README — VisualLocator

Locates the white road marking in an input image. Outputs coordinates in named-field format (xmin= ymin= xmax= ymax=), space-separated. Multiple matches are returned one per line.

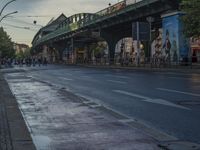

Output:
xmin=157 ymin=88 xmax=200 ymax=97
xmin=107 ymin=80 xmax=127 ymax=84
xmin=59 ymin=77 xmax=73 ymax=81
xmin=156 ymin=72 xmax=188 ymax=76
xmin=118 ymin=119 xmax=134 ymax=123
xmin=82 ymin=76 xmax=91 ymax=78
xmin=64 ymin=73 xmax=72 ymax=76
xmin=113 ymin=90 xmax=150 ymax=99
xmin=113 ymin=90 xmax=190 ymax=110
xmin=143 ymin=99 xmax=189 ymax=110
xmin=105 ymin=74 xmax=130 ymax=79
xmin=167 ymin=77 xmax=189 ymax=80
xmin=73 ymin=70 xmax=82 ymax=73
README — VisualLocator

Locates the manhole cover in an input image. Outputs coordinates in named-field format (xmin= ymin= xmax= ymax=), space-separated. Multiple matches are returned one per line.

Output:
xmin=178 ymin=101 xmax=200 ymax=105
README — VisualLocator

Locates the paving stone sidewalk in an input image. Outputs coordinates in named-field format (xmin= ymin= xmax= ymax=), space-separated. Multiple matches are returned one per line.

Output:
xmin=0 ymin=73 xmax=36 ymax=150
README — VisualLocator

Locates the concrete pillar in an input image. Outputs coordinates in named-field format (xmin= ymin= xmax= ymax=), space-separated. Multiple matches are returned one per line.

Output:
xmin=53 ymin=41 xmax=67 ymax=62
xmin=162 ymin=12 xmax=189 ymax=63
xmin=100 ymin=31 xmax=116 ymax=65
xmin=71 ymin=38 xmax=76 ymax=64
xmin=100 ymin=29 xmax=131 ymax=65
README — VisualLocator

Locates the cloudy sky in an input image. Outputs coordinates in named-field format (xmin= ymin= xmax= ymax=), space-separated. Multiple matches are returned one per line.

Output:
xmin=0 ymin=0 xmax=120 ymax=46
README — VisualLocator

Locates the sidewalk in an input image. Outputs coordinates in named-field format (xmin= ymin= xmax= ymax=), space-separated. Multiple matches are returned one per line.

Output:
xmin=0 ymin=73 xmax=36 ymax=150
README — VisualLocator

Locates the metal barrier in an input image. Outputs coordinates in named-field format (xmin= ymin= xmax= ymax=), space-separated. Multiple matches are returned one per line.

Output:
xmin=63 ymin=56 xmax=200 ymax=69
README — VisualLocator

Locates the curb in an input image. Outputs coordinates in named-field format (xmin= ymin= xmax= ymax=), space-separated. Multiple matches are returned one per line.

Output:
xmin=0 ymin=73 xmax=36 ymax=150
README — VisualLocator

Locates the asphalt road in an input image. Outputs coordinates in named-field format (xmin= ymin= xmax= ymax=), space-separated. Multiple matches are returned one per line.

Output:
xmin=5 ymin=65 xmax=200 ymax=144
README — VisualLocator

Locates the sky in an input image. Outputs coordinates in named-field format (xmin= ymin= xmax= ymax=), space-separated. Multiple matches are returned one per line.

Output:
xmin=0 ymin=0 xmax=121 ymax=46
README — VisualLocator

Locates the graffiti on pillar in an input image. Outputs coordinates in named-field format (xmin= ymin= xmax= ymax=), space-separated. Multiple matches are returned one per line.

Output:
xmin=151 ymin=29 xmax=162 ymax=59
xmin=162 ymin=14 xmax=179 ymax=62
xmin=162 ymin=12 xmax=189 ymax=63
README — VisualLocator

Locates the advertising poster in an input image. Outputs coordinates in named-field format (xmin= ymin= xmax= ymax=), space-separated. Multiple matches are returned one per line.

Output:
xmin=162 ymin=12 xmax=189 ymax=62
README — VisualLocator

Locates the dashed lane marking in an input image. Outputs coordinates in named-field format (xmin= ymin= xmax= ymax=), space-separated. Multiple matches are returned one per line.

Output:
xmin=113 ymin=90 xmax=190 ymax=110
xmin=157 ymin=88 xmax=200 ymax=97
xmin=59 ymin=77 xmax=73 ymax=81
xmin=105 ymin=74 xmax=130 ymax=79
xmin=107 ymin=80 xmax=127 ymax=84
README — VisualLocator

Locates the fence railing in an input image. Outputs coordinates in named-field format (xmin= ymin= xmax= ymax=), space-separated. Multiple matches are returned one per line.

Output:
xmin=63 ymin=56 xmax=200 ymax=69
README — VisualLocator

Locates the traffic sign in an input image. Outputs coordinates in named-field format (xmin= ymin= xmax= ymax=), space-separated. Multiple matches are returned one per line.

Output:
xmin=132 ymin=22 xmax=150 ymax=41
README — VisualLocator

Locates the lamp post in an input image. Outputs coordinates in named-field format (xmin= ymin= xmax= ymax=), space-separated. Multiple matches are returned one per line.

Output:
xmin=0 ymin=11 xmax=18 ymax=22
xmin=0 ymin=51 xmax=2 ymax=68
xmin=0 ymin=0 xmax=16 ymax=16
xmin=0 ymin=0 xmax=17 ymax=22
xmin=146 ymin=16 xmax=154 ymax=60
xmin=146 ymin=16 xmax=154 ymax=43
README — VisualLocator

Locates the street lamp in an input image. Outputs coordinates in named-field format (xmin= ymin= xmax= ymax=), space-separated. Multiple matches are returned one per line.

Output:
xmin=0 ymin=0 xmax=16 ymax=16
xmin=0 ymin=11 xmax=18 ymax=22
xmin=146 ymin=16 xmax=154 ymax=43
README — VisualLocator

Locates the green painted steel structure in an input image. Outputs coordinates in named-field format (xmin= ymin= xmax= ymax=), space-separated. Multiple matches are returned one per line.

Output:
xmin=32 ymin=0 xmax=180 ymax=48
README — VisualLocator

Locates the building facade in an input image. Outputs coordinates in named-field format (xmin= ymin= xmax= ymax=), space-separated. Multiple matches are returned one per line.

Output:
xmin=13 ymin=43 xmax=29 ymax=55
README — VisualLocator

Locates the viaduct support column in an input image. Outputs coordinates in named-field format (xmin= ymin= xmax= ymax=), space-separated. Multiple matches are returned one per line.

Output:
xmin=162 ymin=12 xmax=189 ymax=63
xmin=52 ymin=41 xmax=67 ymax=62
xmin=100 ymin=28 xmax=131 ymax=65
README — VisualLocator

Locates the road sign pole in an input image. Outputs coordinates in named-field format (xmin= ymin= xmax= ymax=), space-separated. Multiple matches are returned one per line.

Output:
xmin=136 ymin=22 xmax=140 ymax=66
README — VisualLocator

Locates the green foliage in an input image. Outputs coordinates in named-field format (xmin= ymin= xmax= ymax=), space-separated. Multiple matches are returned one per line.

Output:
xmin=93 ymin=43 xmax=107 ymax=58
xmin=15 ymin=48 xmax=31 ymax=59
xmin=0 ymin=27 xmax=15 ymax=58
xmin=23 ymin=48 xmax=31 ymax=57
xmin=180 ymin=0 xmax=200 ymax=37
xmin=15 ymin=50 xmax=24 ymax=59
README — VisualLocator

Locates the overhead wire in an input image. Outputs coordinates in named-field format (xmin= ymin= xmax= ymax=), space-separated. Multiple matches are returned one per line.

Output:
xmin=3 ymin=16 xmax=43 ymax=27
xmin=1 ymin=22 xmax=38 ymax=31
xmin=13 ymin=15 xmax=56 ymax=18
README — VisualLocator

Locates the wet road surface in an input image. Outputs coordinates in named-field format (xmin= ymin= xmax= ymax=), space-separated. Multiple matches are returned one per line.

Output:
xmin=3 ymin=65 xmax=200 ymax=148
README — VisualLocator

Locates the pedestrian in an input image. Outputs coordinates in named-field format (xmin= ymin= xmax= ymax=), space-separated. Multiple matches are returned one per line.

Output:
xmin=38 ymin=58 xmax=41 ymax=67
xmin=33 ymin=57 xmax=36 ymax=67
xmin=43 ymin=57 xmax=47 ymax=66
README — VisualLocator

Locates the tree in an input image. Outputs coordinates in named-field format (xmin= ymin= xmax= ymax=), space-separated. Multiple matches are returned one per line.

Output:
xmin=93 ymin=42 xmax=107 ymax=58
xmin=180 ymin=0 xmax=200 ymax=38
xmin=0 ymin=27 xmax=15 ymax=58
xmin=15 ymin=48 xmax=31 ymax=59
xmin=23 ymin=48 xmax=31 ymax=58
xmin=15 ymin=50 xmax=24 ymax=59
